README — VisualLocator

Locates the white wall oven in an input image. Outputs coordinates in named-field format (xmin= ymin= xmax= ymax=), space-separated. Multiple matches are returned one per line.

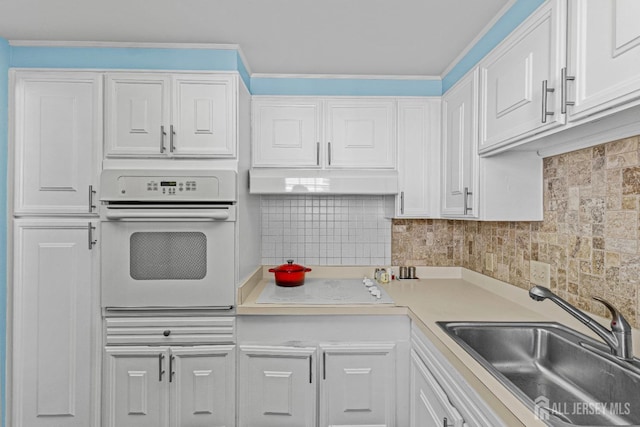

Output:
xmin=100 ymin=169 xmax=237 ymax=309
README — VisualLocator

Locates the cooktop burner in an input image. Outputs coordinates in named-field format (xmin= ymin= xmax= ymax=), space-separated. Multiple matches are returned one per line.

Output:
xmin=256 ymin=278 xmax=394 ymax=305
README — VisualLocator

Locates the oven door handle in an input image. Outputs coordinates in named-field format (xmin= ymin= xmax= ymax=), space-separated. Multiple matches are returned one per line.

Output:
xmin=105 ymin=210 xmax=230 ymax=220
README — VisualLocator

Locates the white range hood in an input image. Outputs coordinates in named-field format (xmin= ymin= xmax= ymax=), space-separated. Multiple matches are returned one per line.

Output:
xmin=249 ymin=169 xmax=399 ymax=195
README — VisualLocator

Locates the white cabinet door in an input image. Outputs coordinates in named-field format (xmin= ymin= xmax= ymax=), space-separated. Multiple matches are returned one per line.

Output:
xmin=441 ymin=70 xmax=478 ymax=218
xmin=252 ymin=97 xmax=322 ymax=167
xmin=14 ymin=72 xmax=102 ymax=215
xmin=568 ymin=0 xmax=640 ymax=121
xmin=13 ymin=220 xmax=99 ymax=427
xmin=172 ymin=75 xmax=236 ymax=157
xmin=326 ymin=99 xmax=396 ymax=168
xmin=239 ymin=345 xmax=316 ymax=427
xmin=410 ymin=350 xmax=466 ymax=427
xmin=171 ymin=345 xmax=236 ymax=427
xmin=105 ymin=73 xmax=236 ymax=158
xmin=479 ymin=0 xmax=565 ymax=152
xmin=320 ymin=342 xmax=396 ymax=427
xmin=396 ymin=98 xmax=441 ymax=218
xmin=105 ymin=73 xmax=171 ymax=157
xmin=103 ymin=346 xmax=170 ymax=427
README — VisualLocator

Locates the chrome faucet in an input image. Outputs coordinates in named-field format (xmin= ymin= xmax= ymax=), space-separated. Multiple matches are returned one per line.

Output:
xmin=529 ymin=286 xmax=634 ymax=361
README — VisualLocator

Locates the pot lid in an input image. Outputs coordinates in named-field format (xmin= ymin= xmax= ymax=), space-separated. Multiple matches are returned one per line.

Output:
xmin=271 ymin=259 xmax=308 ymax=273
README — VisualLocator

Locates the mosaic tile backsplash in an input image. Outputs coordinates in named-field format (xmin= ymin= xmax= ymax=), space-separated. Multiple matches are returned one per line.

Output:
xmin=261 ymin=195 xmax=391 ymax=266
xmin=393 ymin=135 xmax=640 ymax=328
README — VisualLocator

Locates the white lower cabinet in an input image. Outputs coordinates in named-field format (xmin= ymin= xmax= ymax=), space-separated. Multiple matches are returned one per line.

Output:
xmin=320 ymin=343 xmax=396 ymax=427
xmin=239 ymin=342 xmax=396 ymax=427
xmin=239 ymin=345 xmax=316 ymax=427
xmin=12 ymin=219 xmax=100 ymax=427
xmin=103 ymin=345 xmax=235 ymax=427
xmin=410 ymin=326 xmax=506 ymax=427
xmin=238 ymin=315 xmax=410 ymax=427
xmin=411 ymin=349 xmax=466 ymax=427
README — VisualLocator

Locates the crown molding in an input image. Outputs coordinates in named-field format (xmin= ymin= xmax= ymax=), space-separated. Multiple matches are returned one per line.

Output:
xmin=8 ymin=40 xmax=241 ymax=50
xmin=440 ymin=0 xmax=517 ymax=79
xmin=251 ymin=73 xmax=440 ymax=81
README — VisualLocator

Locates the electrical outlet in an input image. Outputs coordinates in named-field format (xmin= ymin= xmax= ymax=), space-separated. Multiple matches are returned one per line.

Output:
xmin=530 ymin=260 xmax=550 ymax=287
xmin=485 ymin=253 xmax=494 ymax=272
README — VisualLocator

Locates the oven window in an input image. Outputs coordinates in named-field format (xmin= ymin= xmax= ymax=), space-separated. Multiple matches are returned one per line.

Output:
xmin=130 ymin=232 xmax=207 ymax=280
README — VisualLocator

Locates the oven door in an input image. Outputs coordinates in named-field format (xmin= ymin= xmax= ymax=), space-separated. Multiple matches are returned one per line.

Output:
xmin=101 ymin=206 xmax=235 ymax=308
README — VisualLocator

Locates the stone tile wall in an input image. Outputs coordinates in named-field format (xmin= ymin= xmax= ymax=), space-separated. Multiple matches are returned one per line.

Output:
xmin=392 ymin=135 xmax=640 ymax=328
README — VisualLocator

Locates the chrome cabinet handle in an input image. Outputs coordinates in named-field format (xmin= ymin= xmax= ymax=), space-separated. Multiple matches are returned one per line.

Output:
xmin=169 ymin=355 xmax=175 ymax=383
xmin=443 ymin=417 xmax=452 ymax=427
xmin=88 ymin=185 xmax=97 ymax=212
xmin=322 ymin=352 xmax=326 ymax=380
xmin=561 ymin=67 xmax=575 ymax=114
xmin=541 ymin=80 xmax=555 ymax=123
xmin=309 ymin=355 xmax=313 ymax=384
xmin=463 ymin=187 xmax=473 ymax=215
xmin=170 ymin=125 xmax=176 ymax=152
xmin=400 ymin=191 xmax=405 ymax=215
xmin=316 ymin=142 xmax=320 ymax=166
xmin=159 ymin=353 xmax=165 ymax=382
xmin=328 ymin=142 xmax=332 ymax=166
xmin=160 ymin=125 xmax=167 ymax=153
xmin=87 ymin=222 xmax=97 ymax=250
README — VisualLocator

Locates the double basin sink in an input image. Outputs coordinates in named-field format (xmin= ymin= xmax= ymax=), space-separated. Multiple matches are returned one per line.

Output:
xmin=439 ymin=322 xmax=640 ymax=426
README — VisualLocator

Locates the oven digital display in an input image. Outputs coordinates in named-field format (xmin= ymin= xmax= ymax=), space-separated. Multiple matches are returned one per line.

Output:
xmin=160 ymin=181 xmax=177 ymax=187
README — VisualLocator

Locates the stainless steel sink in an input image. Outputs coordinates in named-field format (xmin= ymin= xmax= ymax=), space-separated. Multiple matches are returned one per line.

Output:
xmin=438 ymin=322 xmax=640 ymax=426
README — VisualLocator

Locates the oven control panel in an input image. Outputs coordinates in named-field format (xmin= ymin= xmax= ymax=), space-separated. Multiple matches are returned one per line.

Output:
xmin=120 ymin=176 xmax=213 ymax=198
xmin=145 ymin=179 xmax=198 ymax=195
xmin=100 ymin=170 xmax=237 ymax=202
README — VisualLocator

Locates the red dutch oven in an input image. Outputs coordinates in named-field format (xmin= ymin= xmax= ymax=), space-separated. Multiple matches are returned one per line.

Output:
xmin=269 ymin=260 xmax=312 ymax=287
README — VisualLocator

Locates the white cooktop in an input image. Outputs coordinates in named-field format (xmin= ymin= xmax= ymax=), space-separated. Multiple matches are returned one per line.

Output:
xmin=256 ymin=278 xmax=394 ymax=305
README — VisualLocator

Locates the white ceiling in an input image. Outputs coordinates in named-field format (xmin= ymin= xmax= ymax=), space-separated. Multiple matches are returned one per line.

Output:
xmin=0 ymin=0 xmax=510 ymax=76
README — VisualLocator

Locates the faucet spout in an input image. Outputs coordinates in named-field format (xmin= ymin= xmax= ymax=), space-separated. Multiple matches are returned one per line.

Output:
xmin=529 ymin=286 xmax=633 ymax=361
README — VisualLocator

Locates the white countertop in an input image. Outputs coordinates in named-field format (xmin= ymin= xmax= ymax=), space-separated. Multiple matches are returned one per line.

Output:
xmin=236 ymin=266 xmax=640 ymax=427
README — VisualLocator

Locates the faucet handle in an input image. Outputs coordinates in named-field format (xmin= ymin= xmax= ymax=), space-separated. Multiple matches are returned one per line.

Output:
xmin=592 ymin=296 xmax=632 ymax=333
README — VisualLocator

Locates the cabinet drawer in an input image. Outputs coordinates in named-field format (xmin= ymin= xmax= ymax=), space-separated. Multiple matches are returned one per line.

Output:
xmin=106 ymin=317 xmax=235 ymax=345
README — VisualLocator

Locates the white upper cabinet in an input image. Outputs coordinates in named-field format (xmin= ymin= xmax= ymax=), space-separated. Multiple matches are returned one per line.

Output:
xmin=396 ymin=98 xmax=441 ymax=218
xmin=441 ymin=69 xmax=543 ymax=221
xmin=172 ymin=75 xmax=237 ymax=157
xmin=325 ymin=99 xmax=395 ymax=168
xmin=252 ymin=96 xmax=396 ymax=169
xmin=251 ymin=98 xmax=322 ymax=167
xmin=472 ymin=0 xmax=640 ymax=156
xmin=479 ymin=0 xmax=566 ymax=153
xmin=442 ymin=70 xmax=478 ymax=218
xmin=13 ymin=71 xmax=102 ymax=215
xmin=105 ymin=72 xmax=237 ymax=158
xmin=566 ymin=0 xmax=640 ymax=121
xmin=105 ymin=74 xmax=170 ymax=157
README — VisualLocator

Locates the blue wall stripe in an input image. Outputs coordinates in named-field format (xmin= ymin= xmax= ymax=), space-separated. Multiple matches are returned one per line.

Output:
xmin=442 ymin=0 xmax=545 ymax=93
xmin=250 ymin=77 xmax=442 ymax=97
xmin=236 ymin=52 xmax=251 ymax=91
xmin=0 ymin=37 xmax=8 ymax=427
xmin=9 ymin=46 xmax=239 ymax=71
